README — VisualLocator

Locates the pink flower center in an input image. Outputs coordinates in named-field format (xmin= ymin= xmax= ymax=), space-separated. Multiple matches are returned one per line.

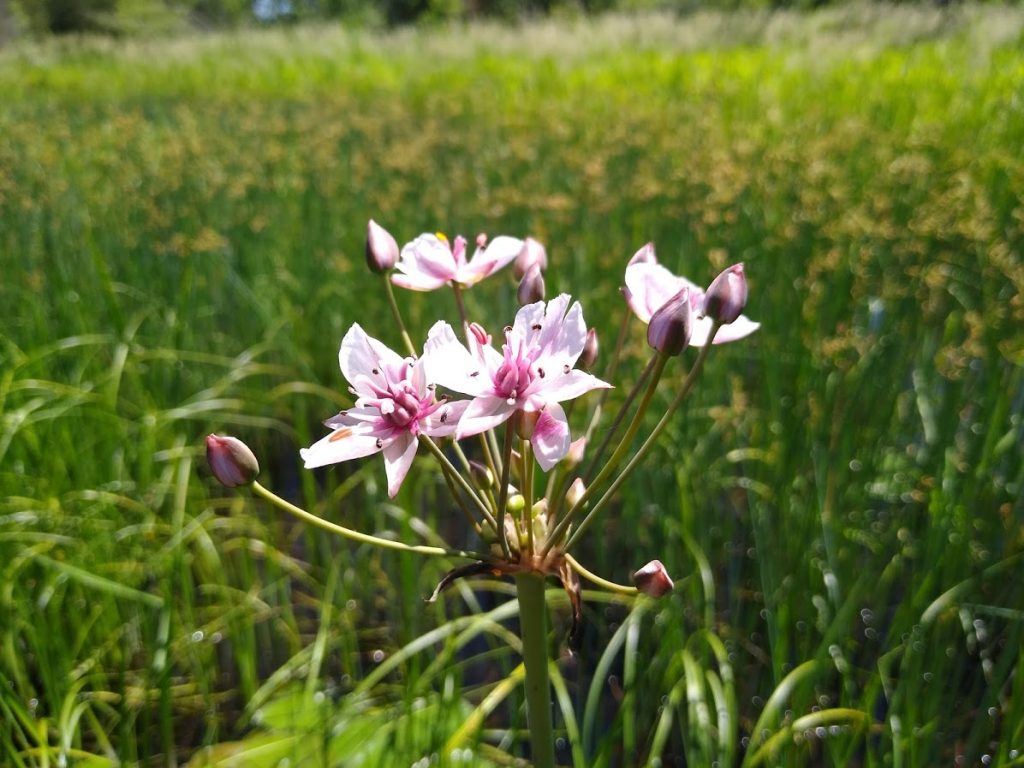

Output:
xmin=387 ymin=385 xmax=423 ymax=428
xmin=493 ymin=335 xmax=539 ymax=402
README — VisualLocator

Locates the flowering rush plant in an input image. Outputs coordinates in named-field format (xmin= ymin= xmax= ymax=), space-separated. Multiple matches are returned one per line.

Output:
xmin=206 ymin=220 xmax=758 ymax=767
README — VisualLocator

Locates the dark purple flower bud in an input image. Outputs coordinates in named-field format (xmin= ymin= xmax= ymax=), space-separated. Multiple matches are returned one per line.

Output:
xmin=514 ymin=237 xmax=548 ymax=280
xmin=646 ymin=287 xmax=691 ymax=356
xmin=633 ymin=560 xmax=674 ymax=598
xmin=517 ymin=264 xmax=545 ymax=306
xmin=366 ymin=219 xmax=399 ymax=274
xmin=580 ymin=327 xmax=599 ymax=370
xmin=206 ymin=434 xmax=260 ymax=488
xmin=702 ymin=263 xmax=748 ymax=324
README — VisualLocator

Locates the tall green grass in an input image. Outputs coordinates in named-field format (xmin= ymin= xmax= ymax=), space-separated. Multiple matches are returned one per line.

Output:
xmin=1 ymin=6 xmax=1022 ymax=766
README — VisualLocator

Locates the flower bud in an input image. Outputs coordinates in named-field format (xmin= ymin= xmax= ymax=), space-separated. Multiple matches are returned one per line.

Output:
xmin=563 ymin=437 xmax=586 ymax=469
xmin=206 ymin=434 xmax=259 ymax=488
xmin=517 ymin=264 xmax=545 ymax=306
xmin=514 ymin=237 xmax=548 ymax=280
xmin=366 ymin=219 xmax=399 ymax=274
xmin=565 ymin=477 xmax=586 ymax=508
xmin=632 ymin=560 xmax=674 ymax=598
xmin=702 ymin=263 xmax=748 ymax=324
xmin=628 ymin=242 xmax=657 ymax=266
xmin=646 ymin=287 xmax=691 ymax=356
xmin=517 ymin=411 xmax=539 ymax=440
xmin=470 ymin=460 xmax=494 ymax=489
xmin=507 ymin=494 xmax=526 ymax=514
xmin=579 ymin=328 xmax=599 ymax=371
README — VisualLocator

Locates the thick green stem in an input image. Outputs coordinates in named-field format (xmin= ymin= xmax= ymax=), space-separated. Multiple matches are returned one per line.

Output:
xmin=515 ymin=572 xmax=556 ymax=768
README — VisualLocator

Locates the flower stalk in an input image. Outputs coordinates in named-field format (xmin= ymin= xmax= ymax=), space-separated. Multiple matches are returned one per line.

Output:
xmin=514 ymin=572 xmax=556 ymax=768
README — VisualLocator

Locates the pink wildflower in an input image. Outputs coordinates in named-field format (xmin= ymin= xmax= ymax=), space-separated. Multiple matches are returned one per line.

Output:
xmin=423 ymin=294 xmax=610 ymax=471
xmin=624 ymin=245 xmax=759 ymax=346
xmin=301 ymin=324 xmax=468 ymax=497
xmin=391 ymin=232 xmax=524 ymax=291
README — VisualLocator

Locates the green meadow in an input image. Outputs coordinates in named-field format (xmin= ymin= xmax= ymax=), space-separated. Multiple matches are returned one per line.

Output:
xmin=1 ymin=6 xmax=1023 ymax=765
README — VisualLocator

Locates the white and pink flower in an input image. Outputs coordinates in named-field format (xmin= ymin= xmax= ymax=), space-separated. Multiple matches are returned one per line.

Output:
xmin=624 ymin=244 xmax=759 ymax=346
xmin=301 ymin=324 xmax=468 ymax=497
xmin=391 ymin=232 xmax=525 ymax=291
xmin=423 ymin=294 xmax=610 ymax=471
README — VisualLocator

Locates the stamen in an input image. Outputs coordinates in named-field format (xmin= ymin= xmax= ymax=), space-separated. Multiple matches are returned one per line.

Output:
xmin=375 ymin=438 xmax=384 ymax=449
xmin=440 ymin=410 xmax=449 ymax=423
xmin=563 ymin=364 xmax=571 ymax=374
xmin=532 ymin=323 xmax=542 ymax=331
xmin=538 ymin=368 xmax=546 ymax=378
xmin=470 ymin=371 xmax=480 ymax=377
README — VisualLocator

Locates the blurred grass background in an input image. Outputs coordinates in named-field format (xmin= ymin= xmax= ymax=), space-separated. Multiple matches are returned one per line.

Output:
xmin=1 ymin=6 xmax=1023 ymax=766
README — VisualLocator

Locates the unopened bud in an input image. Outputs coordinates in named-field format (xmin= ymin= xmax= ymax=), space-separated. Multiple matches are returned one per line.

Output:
xmin=517 ymin=411 xmax=539 ymax=440
xmin=206 ymin=434 xmax=259 ymax=488
xmin=565 ymin=477 xmax=586 ymax=508
xmin=366 ymin=219 xmax=399 ymax=274
xmin=632 ymin=560 xmax=674 ymax=598
xmin=470 ymin=460 xmax=494 ymax=489
xmin=507 ymin=494 xmax=526 ymax=514
xmin=647 ymin=287 xmax=691 ymax=356
xmin=517 ymin=264 xmax=545 ymax=306
xmin=702 ymin=263 xmax=748 ymax=324
xmin=628 ymin=242 xmax=657 ymax=266
xmin=580 ymin=328 xmax=598 ymax=370
xmin=564 ymin=437 xmax=586 ymax=469
xmin=514 ymin=237 xmax=548 ymax=280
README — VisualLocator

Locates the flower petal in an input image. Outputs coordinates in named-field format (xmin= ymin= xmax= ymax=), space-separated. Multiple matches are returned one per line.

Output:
xmin=301 ymin=424 xmax=383 ymax=469
xmin=423 ymin=321 xmax=492 ymax=396
xmin=401 ymin=234 xmax=458 ymax=280
xmin=624 ymin=262 xmax=695 ymax=324
xmin=538 ymin=295 xmax=587 ymax=369
xmin=421 ymin=399 xmax=470 ymax=438
xmin=532 ymin=402 xmax=571 ymax=471
xmin=391 ymin=270 xmax=450 ymax=292
xmin=456 ymin=396 xmax=516 ymax=439
xmin=526 ymin=369 xmax=611 ymax=406
xmin=689 ymin=314 xmax=761 ymax=347
xmin=382 ymin=432 xmax=418 ymax=498
xmin=458 ymin=235 xmax=524 ymax=285
xmin=339 ymin=324 xmax=406 ymax=392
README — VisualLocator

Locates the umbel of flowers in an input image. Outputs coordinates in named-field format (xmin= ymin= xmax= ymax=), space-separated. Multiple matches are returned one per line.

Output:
xmin=206 ymin=221 xmax=758 ymax=768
